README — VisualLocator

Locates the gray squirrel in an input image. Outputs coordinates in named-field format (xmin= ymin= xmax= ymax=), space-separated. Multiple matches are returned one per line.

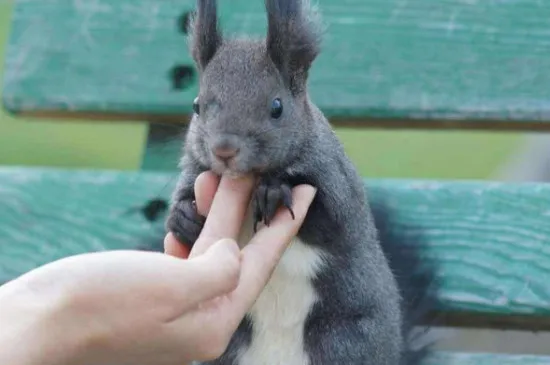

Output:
xmin=165 ymin=0 xmax=439 ymax=363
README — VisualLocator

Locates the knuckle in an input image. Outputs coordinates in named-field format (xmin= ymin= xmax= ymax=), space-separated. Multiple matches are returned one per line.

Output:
xmin=216 ymin=239 xmax=240 ymax=270
xmin=219 ymin=255 xmax=240 ymax=291
xmin=225 ymin=251 xmax=241 ymax=278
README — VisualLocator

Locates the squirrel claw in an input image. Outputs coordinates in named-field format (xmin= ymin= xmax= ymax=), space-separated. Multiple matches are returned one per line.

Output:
xmin=280 ymin=184 xmax=295 ymax=220
xmin=253 ymin=177 xmax=294 ymax=232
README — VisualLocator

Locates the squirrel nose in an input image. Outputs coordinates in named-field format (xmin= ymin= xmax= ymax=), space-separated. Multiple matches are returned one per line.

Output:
xmin=211 ymin=135 xmax=241 ymax=164
xmin=212 ymin=145 xmax=240 ymax=163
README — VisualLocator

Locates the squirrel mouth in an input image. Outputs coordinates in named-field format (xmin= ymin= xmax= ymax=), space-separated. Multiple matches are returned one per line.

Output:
xmin=211 ymin=161 xmax=268 ymax=179
xmin=220 ymin=169 xmax=247 ymax=179
xmin=210 ymin=160 xmax=248 ymax=178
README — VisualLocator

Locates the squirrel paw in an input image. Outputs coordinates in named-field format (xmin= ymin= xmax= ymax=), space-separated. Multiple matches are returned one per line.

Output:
xmin=253 ymin=177 xmax=295 ymax=232
xmin=166 ymin=198 xmax=206 ymax=247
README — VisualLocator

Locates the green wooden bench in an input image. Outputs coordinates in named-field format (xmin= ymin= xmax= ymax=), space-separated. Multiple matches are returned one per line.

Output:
xmin=3 ymin=0 xmax=550 ymax=363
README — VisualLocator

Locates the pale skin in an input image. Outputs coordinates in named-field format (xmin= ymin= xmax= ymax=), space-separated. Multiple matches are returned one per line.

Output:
xmin=0 ymin=171 xmax=316 ymax=365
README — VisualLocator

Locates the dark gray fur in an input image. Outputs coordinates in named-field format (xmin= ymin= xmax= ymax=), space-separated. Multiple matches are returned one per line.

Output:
xmin=166 ymin=0 xmax=437 ymax=364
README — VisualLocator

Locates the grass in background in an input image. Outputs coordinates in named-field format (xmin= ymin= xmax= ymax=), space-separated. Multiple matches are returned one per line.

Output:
xmin=0 ymin=2 xmax=523 ymax=178
xmin=0 ymin=2 xmax=147 ymax=170
xmin=337 ymin=128 xmax=521 ymax=180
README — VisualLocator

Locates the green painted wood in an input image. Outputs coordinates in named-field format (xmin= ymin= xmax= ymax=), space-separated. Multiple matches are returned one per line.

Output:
xmin=1 ymin=166 xmax=550 ymax=325
xmin=140 ymin=135 xmax=182 ymax=170
xmin=139 ymin=124 xmax=185 ymax=170
xmin=367 ymin=179 xmax=550 ymax=318
xmin=4 ymin=0 xmax=550 ymax=127
xmin=425 ymin=352 xmax=550 ymax=364
xmin=140 ymin=139 xmax=181 ymax=170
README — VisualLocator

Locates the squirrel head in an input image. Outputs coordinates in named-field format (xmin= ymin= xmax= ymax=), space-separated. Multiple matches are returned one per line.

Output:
xmin=184 ymin=0 xmax=323 ymax=177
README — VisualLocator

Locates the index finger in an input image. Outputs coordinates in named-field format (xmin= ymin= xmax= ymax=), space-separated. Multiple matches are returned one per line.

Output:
xmin=224 ymin=184 xmax=317 ymax=328
xmin=189 ymin=174 xmax=256 ymax=258
xmin=164 ymin=171 xmax=220 ymax=259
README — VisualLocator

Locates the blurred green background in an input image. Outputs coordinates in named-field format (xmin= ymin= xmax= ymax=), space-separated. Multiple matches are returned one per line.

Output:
xmin=0 ymin=2 xmax=524 ymax=178
xmin=0 ymin=2 xmax=147 ymax=170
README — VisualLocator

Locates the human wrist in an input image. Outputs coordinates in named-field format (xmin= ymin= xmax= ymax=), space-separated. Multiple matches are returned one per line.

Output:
xmin=0 ymin=278 xmax=86 ymax=365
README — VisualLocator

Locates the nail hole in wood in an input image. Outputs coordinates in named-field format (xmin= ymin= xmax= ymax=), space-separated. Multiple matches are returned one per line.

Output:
xmin=170 ymin=65 xmax=195 ymax=90
xmin=141 ymin=198 xmax=168 ymax=222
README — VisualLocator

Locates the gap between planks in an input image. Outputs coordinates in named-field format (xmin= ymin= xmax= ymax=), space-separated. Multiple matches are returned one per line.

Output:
xmin=9 ymin=110 xmax=550 ymax=132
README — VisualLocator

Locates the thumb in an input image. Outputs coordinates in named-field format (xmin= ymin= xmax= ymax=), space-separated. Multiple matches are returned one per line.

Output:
xmin=182 ymin=239 xmax=242 ymax=306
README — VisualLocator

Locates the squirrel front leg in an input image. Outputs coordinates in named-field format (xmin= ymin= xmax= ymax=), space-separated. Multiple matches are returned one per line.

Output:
xmin=165 ymin=153 xmax=207 ymax=248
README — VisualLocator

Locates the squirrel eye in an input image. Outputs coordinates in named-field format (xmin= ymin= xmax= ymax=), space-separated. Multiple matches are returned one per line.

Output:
xmin=270 ymin=98 xmax=283 ymax=119
xmin=192 ymin=97 xmax=200 ymax=115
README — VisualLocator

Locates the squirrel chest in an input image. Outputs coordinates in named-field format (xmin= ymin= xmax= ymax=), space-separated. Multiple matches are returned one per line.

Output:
xmin=236 ymin=213 xmax=326 ymax=365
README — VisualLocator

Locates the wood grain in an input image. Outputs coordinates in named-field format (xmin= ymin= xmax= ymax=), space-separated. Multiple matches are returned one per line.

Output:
xmin=367 ymin=179 xmax=550 ymax=319
xmin=4 ymin=0 xmax=550 ymax=128
xmin=1 ymin=166 xmax=550 ymax=330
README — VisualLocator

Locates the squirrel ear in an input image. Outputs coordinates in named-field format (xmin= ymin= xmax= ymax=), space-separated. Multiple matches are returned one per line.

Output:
xmin=265 ymin=0 xmax=322 ymax=94
xmin=188 ymin=0 xmax=222 ymax=71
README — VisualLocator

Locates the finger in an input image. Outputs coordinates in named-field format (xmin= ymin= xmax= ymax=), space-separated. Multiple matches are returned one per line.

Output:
xmin=190 ymin=174 xmax=255 ymax=258
xmin=194 ymin=171 xmax=220 ymax=217
xmin=165 ymin=172 xmax=219 ymax=255
xmin=225 ymin=184 xmax=317 ymax=327
xmin=166 ymin=238 xmax=242 ymax=317
xmin=164 ymin=232 xmax=191 ymax=259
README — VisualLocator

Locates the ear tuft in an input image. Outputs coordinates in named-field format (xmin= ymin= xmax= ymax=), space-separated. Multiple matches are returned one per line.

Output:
xmin=188 ymin=0 xmax=223 ymax=71
xmin=265 ymin=0 xmax=324 ymax=94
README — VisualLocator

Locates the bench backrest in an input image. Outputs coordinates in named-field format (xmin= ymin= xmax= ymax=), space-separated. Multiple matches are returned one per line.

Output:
xmin=4 ymin=0 xmax=550 ymax=130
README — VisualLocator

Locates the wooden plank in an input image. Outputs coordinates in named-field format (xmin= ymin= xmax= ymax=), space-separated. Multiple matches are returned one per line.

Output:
xmin=425 ymin=352 xmax=550 ymax=365
xmin=1 ymin=167 xmax=550 ymax=330
xmin=140 ymin=124 xmax=186 ymax=170
xmin=368 ymin=180 xmax=550 ymax=330
xmin=4 ymin=0 xmax=550 ymax=129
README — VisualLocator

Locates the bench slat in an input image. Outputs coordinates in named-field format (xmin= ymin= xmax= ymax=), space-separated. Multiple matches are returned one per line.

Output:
xmin=1 ymin=167 xmax=549 ymax=330
xmin=368 ymin=179 xmax=550 ymax=318
xmin=4 ymin=0 xmax=550 ymax=129
xmin=426 ymin=351 xmax=550 ymax=364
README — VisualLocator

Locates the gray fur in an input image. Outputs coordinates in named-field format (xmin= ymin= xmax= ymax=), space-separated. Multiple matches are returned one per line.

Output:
xmin=166 ymin=0 xmax=436 ymax=364
xmin=265 ymin=0 xmax=323 ymax=94
xmin=188 ymin=0 xmax=223 ymax=70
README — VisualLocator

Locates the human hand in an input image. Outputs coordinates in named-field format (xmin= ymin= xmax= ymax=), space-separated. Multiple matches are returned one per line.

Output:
xmin=0 ymin=172 xmax=316 ymax=365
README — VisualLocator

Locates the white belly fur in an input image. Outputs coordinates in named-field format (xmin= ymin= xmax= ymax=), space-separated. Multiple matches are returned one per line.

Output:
xmin=236 ymin=205 xmax=326 ymax=365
